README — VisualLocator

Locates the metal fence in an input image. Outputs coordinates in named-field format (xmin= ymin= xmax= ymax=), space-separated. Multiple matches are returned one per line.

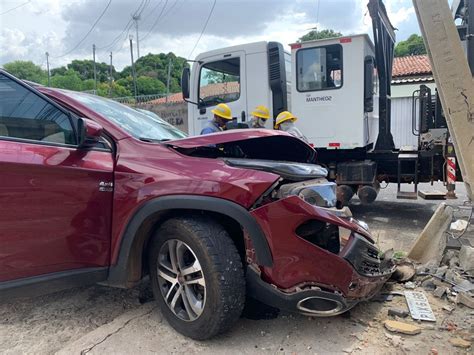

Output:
xmin=112 ymin=93 xmax=168 ymax=105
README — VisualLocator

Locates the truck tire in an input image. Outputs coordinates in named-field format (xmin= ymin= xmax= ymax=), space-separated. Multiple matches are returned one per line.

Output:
xmin=148 ymin=216 xmax=245 ymax=339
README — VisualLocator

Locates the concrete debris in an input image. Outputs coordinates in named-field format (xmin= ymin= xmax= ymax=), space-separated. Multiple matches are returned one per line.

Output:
xmin=388 ymin=308 xmax=409 ymax=318
xmin=442 ymin=305 xmax=455 ymax=312
xmin=433 ymin=286 xmax=448 ymax=298
xmin=459 ymin=245 xmax=474 ymax=272
xmin=384 ymin=332 xmax=403 ymax=347
xmin=384 ymin=320 xmax=421 ymax=335
xmin=449 ymin=219 xmax=469 ymax=233
xmin=456 ymin=291 xmax=474 ymax=309
xmin=453 ymin=279 xmax=474 ymax=293
xmin=404 ymin=281 xmax=416 ymax=289
xmin=449 ymin=337 xmax=471 ymax=348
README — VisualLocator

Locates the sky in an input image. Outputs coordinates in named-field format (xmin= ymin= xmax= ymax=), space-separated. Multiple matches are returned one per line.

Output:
xmin=0 ymin=0 xmax=421 ymax=71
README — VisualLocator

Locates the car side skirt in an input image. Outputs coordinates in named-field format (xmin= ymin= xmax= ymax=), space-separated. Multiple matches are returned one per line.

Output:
xmin=0 ymin=267 xmax=108 ymax=301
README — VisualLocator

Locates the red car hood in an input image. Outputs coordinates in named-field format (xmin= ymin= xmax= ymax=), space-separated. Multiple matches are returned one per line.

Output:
xmin=166 ymin=129 xmax=316 ymax=163
xmin=167 ymin=129 xmax=299 ymax=148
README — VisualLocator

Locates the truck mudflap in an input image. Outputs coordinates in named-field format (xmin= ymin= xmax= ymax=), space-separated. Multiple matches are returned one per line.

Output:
xmin=250 ymin=196 xmax=394 ymax=299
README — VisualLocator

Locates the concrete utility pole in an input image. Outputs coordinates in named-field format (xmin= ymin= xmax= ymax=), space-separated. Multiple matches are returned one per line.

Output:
xmin=413 ymin=0 xmax=474 ymax=201
xmin=109 ymin=51 xmax=113 ymax=97
xmin=45 ymin=52 xmax=50 ymax=87
xmin=132 ymin=14 xmax=140 ymax=58
xmin=166 ymin=57 xmax=173 ymax=103
xmin=92 ymin=44 xmax=97 ymax=94
xmin=129 ymin=35 xmax=138 ymax=100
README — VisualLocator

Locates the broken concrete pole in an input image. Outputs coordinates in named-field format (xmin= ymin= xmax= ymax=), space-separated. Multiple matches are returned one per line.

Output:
xmin=408 ymin=203 xmax=453 ymax=266
xmin=384 ymin=320 xmax=421 ymax=335
xmin=459 ymin=245 xmax=474 ymax=272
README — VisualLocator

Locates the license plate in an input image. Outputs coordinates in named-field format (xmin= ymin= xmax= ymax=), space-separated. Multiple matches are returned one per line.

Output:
xmin=405 ymin=291 xmax=436 ymax=322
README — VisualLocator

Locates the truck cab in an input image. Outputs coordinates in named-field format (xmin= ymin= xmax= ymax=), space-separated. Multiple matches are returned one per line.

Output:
xmin=183 ymin=35 xmax=378 ymax=151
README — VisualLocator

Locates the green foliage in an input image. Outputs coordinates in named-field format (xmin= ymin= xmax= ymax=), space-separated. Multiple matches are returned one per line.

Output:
xmin=298 ymin=29 xmax=343 ymax=42
xmin=3 ymin=61 xmax=47 ymax=84
xmin=394 ymin=34 xmax=426 ymax=57
xmin=67 ymin=59 xmax=113 ymax=82
xmin=3 ymin=51 xmax=187 ymax=97
xmin=50 ymin=69 xmax=83 ymax=91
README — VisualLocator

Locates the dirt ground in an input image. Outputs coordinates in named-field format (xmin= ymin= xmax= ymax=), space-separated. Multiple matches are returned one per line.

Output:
xmin=1 ymin=182 xmax=472 ymax=354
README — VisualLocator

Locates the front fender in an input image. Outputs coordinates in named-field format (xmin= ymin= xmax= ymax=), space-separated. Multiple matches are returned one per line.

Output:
xmin=106 ymin=195 xmax=273 ymax=287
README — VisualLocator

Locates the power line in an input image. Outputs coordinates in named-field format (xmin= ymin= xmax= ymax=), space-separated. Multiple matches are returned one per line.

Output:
xmin=140 ymin=0 xmax=169 ymax=41
xmin=0 ymin=0 xmax=31 ymax=15
xmin=51 ymin=0 xmax=112 ymax=58
xmin=96 ymin=0 xmax=147 ymax=51
xmin=316 ymin=0 xmax=320 ymax=24
xmin=188 ymin=0 xmax=216 ymax=58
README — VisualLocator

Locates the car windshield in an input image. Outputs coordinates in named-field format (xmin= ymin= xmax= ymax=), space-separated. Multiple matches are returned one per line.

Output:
xmin=61 ymin=91 xmax=187 ymax=141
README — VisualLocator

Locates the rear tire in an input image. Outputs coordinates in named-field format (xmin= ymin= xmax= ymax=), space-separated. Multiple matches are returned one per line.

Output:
xmin=148 ymin=216 xmax=245 ymax=340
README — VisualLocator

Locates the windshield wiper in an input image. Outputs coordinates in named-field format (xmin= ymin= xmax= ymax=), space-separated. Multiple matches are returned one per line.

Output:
xmin=139 ymin=137 xmax=172 ymax=143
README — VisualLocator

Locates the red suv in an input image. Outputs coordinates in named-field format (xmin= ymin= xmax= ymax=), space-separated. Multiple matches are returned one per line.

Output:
xmin=0 ymin=70 xmax=393 ymax=339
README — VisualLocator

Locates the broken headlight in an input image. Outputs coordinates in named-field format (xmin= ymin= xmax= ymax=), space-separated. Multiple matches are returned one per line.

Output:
xmin=277 ymin=179 xmax=338 ymax=208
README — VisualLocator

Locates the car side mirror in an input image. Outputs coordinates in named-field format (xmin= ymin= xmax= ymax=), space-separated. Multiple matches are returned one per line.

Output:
xmin=181 ymin=67 xmax=190 ymax=99
xmin=77 ymin=117 xmax=103 ymax=149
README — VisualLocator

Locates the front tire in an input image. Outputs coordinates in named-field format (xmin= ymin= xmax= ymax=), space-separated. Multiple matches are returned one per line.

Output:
xmin=148 ymin=216 xmax=245 ymax=340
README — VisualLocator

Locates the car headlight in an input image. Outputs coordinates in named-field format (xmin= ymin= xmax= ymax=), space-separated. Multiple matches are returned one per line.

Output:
xmin=278 ymin=180 xmax=338 ymax=208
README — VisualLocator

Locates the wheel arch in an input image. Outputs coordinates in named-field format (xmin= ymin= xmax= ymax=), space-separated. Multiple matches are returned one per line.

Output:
xmin=105 ymin=195 xmax=273 ymax=288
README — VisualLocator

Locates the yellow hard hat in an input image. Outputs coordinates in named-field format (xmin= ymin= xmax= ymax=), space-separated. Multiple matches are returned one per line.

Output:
xmin=251 ymin=105 xmax=270 ymax=120
xmin=275 ymin=111 xmax=297 ymax=128
xmin=211 ymin=103 xmax=232 ymax=120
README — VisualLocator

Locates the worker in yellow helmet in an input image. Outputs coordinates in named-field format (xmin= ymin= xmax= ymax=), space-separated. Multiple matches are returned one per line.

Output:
xmin=250 ymin=105 xmax=270 ymax=128
xmin=274 ymin=111 xmax=308 ymax=143
xmin=200 ymin=103 xmax=233 ymax=135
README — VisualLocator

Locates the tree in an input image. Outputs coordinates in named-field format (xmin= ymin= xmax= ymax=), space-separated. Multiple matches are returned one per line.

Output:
xmin=298 ymin=29 xmax=343 ymax=42
xmin=50 ymin=69 xmax=83 ymax=91
xmin=3 ymin=61 xmax=47 ymax=84
xmin=67 ymin=59 xmax=113 ymax=82
xmin=394 ymin=34 xmax=426 ymax=57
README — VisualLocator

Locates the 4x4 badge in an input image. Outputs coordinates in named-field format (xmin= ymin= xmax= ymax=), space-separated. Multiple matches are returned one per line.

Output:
xmin=99 ymin=181 xmax=113 ymax=192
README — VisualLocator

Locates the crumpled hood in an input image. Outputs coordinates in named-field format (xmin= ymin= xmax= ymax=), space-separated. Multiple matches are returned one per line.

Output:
xmin=166 ymin=129 xmax=316 ymax=163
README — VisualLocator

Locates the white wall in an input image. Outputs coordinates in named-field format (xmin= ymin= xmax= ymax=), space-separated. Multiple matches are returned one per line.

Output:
xmin=390 ymin=82 xmax=436 ymax=149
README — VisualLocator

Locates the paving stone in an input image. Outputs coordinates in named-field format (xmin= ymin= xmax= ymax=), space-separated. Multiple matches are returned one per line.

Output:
xmin=384 ymin=320 xmax=421 ymax=335
xmin=449 ymin=337 xmax=471 ymax=348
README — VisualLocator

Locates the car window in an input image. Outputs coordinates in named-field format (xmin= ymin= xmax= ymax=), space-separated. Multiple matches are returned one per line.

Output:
xmin=199 ymin=58 xmax=240 ymax=107
xmin=0 ymin=74 xmax=76 ymax=145
xmin=60 ymin=91 xmax=187 ymax=141
xmin=296 ymin=44 xmax=343 ymax=92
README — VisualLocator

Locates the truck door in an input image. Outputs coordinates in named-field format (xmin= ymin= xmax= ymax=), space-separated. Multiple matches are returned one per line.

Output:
xmin=190 ymin=51 xmax=247 ymax=135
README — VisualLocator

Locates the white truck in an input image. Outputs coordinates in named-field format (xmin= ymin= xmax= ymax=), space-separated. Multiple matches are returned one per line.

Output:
xmin=180 ymin=0 xmax=453 ymax=204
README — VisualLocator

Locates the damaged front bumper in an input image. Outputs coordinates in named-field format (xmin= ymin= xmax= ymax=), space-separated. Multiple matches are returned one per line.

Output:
xmin=247 ymin=196 xmax=395 ymax=316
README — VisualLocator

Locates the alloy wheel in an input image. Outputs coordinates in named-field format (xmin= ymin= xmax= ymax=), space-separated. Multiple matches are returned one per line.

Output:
xmin=157 ymin=239 xmax=206 ymax=321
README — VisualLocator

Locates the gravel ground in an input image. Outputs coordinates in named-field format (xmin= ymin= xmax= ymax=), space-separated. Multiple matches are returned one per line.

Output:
xmin=1 ymin=182 xmax=472 ymax=354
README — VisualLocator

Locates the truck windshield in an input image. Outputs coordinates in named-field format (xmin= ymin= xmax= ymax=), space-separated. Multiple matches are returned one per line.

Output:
xmin=62 ymin=91 xmax=187 ymax=141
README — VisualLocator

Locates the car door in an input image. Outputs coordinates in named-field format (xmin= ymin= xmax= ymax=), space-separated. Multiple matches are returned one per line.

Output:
xmin=190 ymin=51 xmax=248 ymax=135
xmin=0 ymin=72 xmax=114 ymax=282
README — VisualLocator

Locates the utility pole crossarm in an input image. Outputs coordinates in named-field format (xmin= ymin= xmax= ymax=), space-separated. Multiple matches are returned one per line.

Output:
xmin=413 ymin=0 xmax=474 ymax=201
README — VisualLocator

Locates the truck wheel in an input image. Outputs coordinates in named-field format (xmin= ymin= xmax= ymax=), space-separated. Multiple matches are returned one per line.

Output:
xmin=148 ymin=216 xmax=245 ymax=339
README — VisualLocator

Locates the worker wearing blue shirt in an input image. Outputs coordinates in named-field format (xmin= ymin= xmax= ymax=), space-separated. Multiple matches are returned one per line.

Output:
xmin=200 ymin=103 xmax=233 ymax=135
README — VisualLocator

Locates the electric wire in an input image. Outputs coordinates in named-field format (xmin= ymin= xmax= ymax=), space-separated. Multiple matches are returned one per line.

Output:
xmin=51 ymin=0 xmax=112 ymax=58
xmin=96 ymin=0 xmax=147 ymax=50
xmin=187 ymin=0 xmax=217 ymax=58
xmin=140 ymin=0 xmax=169 ymax=41
xmin=0 ymin=0 xmax=31 ymax=15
